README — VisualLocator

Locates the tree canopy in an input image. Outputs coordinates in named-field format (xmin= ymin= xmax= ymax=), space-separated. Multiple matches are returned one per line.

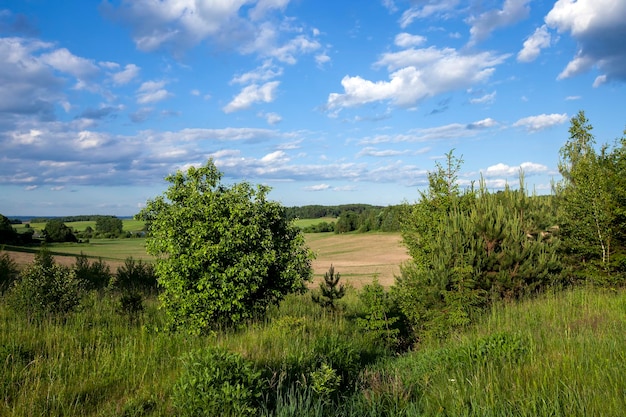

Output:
xmin=137 ymin=160 xmax=313 ymax=334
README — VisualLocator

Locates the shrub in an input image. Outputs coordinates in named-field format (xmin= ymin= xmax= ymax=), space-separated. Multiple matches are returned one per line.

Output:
xmin=0 ymin=251 xmax=18 ymax=293
xmin=111 ymin=257 xmax=157 ymax=293
xmin=116 ymin=291 xmax=144 ymax=322
xmin=73 ymin=252 xmax=112 ymax=290
xmin=356 ymin=278 xmax=404 ymax=350
xmin=7 ymin=249 xmax=82 ymax=319
xmin=172 ymin=347 xmax=263 ymax=417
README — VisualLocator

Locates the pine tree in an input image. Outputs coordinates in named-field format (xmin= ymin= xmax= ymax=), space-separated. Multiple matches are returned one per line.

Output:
xmin=312 ymin=265 xmax=346 ymax=310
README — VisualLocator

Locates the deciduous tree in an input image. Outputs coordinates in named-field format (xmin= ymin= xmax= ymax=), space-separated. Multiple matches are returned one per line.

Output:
xmin=137 ymin=160 xmax=313 ymax=333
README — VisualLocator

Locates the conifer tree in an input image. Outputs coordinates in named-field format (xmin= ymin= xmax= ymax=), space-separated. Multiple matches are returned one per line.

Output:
xmin=312 ymin=264 xmax=346 ymax=310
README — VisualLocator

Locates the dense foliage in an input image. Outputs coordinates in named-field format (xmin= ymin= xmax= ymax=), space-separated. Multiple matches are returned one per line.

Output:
xmin=556 ymin=111 xmax=626 ymax=285
xmin=0 ymin=214 xmax=19 ymax=244
xmin=43 ymin=219 xmax=78 ymax=243
xmin=137 ymin=160 xmax=314 ymax=333
xmin=95 ymin=216 xmax=124 ymax=237
xmin=397 ymin=151 xmax=562 ymax=340
xmin=6 ymin=249 xmax=82 ymax=319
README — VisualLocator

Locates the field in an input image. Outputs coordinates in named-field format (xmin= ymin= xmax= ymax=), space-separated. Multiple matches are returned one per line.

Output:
xmin=3 ymin=233 xmax=409 ymax=288
xmin=4 ymin=219 xmax=409 ymax=287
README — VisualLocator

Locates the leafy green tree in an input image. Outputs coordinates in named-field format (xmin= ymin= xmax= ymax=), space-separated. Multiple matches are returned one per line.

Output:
xmin=557 ymin=111 xmax=626 ymax=282
xmin=137 ymin=160 xmax=313 ymax=333
xmin=0 ymin=251 xmax=18 ymax=293
xmin=95 ymin=216 xmax=123 ymax=237
xmin=43 ymin=220 xmax=77 ymax=243
xmin=0 ymin=214 xmax=18 ymax=244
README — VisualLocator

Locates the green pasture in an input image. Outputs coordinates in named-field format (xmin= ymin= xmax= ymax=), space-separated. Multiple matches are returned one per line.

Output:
xmin=14 ymin=219 xmax=145 ymax=234
xmin=293 ymin=217 xmax=336 ymax=228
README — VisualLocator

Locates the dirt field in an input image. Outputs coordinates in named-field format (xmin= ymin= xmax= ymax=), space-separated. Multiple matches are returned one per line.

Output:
xmin=3 ymin=232 xmax=410 ymax=288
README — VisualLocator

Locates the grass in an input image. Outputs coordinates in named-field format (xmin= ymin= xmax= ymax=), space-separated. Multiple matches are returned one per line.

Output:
xmin=2 ymin=281 xmax=625 ymax=416
xmin=14 ymin=219 xmax=145 ymax=234
xmin=293 ymin=217 xmax=336 ymax=229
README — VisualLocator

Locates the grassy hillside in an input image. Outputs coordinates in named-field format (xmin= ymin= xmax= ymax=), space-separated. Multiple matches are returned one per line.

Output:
xmin=1 ymin=287 xmax=625 ymax=416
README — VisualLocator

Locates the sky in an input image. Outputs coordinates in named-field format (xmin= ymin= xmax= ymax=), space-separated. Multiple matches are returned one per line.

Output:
xmin=1 ymin=0 xmax=625 ymax=217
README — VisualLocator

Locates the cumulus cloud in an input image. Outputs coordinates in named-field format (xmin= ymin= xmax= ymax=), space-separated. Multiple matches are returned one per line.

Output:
xmin=467 ymin=0 xmax=531 ymax=45
xmin=327 ymin=47 xmax=508 ymax=111
xmin=260 ymin=112 xmax=282 ymax=125
xmin=0 ymin=37 xmax=66 ymax=119
xmin=303 ymin=183 xmax=330 ymax=191
xmin=40 ymin=48 xmax=99 ymax=79
xmin=546 ymin=0 xmax=626 ymax=83
xmin=111 ymin=63 xmax=140 ymax=85
xmin=100 ymin=0 xmax=250 ymax=52
xmin=483 ymin=161 xmax=548 ymax=177
xmin=513 ymin=113 xmax=568 ymax=132
xmin=223 ymin=81 xmax=280 ymax=113
xmin=394 ymin=32 xmax=426 ymax=48
xmin=136 ymin=80 xmax=172 ymax=104
xmin=517 ymin=25 xmax=551 ymax=62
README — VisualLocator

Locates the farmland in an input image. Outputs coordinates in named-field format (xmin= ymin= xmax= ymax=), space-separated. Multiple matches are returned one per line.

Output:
xmin=3 ymin=223 xmax=409 ymax=287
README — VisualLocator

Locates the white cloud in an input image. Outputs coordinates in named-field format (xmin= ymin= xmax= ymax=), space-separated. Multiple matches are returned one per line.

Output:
xmin=40 ymin=48 xmax=99 ymax=79
xmin=517 ymin=25 xmax=551 ymax=63
xmin=315 ymin=53 xmax=331 ymax=67
xmin=565 ymin=95 xmax=581 ymax=101
xmin=469 ymin=91 xmax=496 ymax=105
xmin=136 ymin=80 xmax=172 ymax=104
xmin=399 ymin=0 xmax=460 ymax=28
xmin=263 ymin=112 xmax=282 ymax=125
xmin=327 ymin=47 xmax=507 ymax=110
xmin=513 ymin=113 xmax=568 ymax=132
xmin=468 ymin=0 xmax=531 ymax=45
xmin=223 ymin=81 xmax=280 ymax=113
xmin=356 ymin=147 xmax=409 ymax=158
xmin=483 ymin=162 xmax=548 ymax=177
xmin=231 ymin=60 xmax=283 ymax=85
xmin=358 ymin=118 xmax=499 ymax=145
xmin=394 ymin=32 xmax=426 ymax=48
xmin=546 ymin=0 xmax=626 ymax=83
xmin=111 ymin=63 xmax=140 ymax=85
xmin=304 ymin=184 xmax=330 ymax=191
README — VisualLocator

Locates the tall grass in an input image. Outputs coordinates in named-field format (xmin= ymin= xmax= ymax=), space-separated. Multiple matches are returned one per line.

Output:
xmin=2 ymin=287 xmax=625 ymax=416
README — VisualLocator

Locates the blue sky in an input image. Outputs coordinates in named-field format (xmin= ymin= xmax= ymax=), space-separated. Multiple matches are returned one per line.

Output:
xmin=1 ymin=0 xmax=625 ymax=216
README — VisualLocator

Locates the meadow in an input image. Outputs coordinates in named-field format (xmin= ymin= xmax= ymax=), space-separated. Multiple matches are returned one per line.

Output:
xmin=3 ymin=218 xmax=626 ymax=416
xmin=2 ymin=279 xmax=624 ymax=416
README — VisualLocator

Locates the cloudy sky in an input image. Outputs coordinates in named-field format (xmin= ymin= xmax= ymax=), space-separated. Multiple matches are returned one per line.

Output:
xmin=1 ymin=0 xmax=625 ymax=216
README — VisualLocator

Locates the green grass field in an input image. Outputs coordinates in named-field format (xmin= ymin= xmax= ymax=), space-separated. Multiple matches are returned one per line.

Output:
xmin=18 ymin=219 xmax=146 ymax=234
xmin=293 ymin=217 xmax=336 ymax=228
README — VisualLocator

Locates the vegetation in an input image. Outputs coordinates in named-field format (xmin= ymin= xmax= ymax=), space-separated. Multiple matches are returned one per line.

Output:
xmin=43 ymin=220 xmax=78 ymax=243
xmin=137 ymin=159 xmax=314 ymax=334
xmin=1 ymin=111 xmax=625 ymax=415
xmin=311 ymin=264 xmax=346 ymax=311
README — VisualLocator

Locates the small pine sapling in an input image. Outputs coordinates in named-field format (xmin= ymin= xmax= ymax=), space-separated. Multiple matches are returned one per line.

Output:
xmin=312 ymin=265 xmax=346 ymax=310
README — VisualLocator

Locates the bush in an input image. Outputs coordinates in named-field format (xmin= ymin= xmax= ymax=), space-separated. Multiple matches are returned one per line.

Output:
xmin=172 ymin=347 xmax=263 ymax=417
xmin=111 ymin=257 xmax=157 ymax=293
xmin=7 ymin=249 xmax=82 ymax=319
xmin=0 ymin=251 xmax=18 ymax=293
xmin=73 ymin=253 xmax=112 ymax=290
